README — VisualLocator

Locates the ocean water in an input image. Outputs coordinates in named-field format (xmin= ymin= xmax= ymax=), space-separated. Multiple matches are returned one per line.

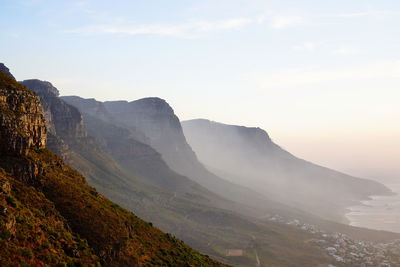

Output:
xmin=346 ymin=182 xmax=400 ymax=233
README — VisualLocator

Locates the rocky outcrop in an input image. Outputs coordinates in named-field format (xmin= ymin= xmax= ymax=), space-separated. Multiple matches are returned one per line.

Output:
xmin=0 ymin=73 xmax=46 ymax=156
xmin=0 ymin=63 xmax=16 ymax=80
xmin=21 ymin=79 xmax=86 ymax=140
xmin=20 ymin=80 xmax=86 ymax=158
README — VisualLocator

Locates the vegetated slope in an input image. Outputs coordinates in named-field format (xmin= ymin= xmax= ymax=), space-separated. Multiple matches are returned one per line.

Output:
xmin=0 ymin=70 xmax=222 ymax=266
xmin=0 ymin=169 xmax=99 ymax=266
xmin=182 ymin=119 xmax=392 ymax=222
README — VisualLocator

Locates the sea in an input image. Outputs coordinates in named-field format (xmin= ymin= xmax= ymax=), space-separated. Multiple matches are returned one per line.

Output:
xmin=346 ymin=177 xmax=400 ymax=233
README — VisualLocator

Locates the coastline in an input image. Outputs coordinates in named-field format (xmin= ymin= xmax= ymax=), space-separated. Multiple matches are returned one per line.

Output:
xmin=345 ymin=182 xmax=400 ymax=233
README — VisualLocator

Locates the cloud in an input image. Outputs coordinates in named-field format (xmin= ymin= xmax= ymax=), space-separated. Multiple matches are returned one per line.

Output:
xmin=292 ymin=42 xmax=322 ymax=52
xmin=70 ymin=18 xmax=253 ymax=38
xmin=333 ymin=46 xmax=359 ymax=56
xmin=291 ymin=42 xmax=362 ymax=56
xmin=73 ymin=0 xmax=97 ymax=15
xmin=269 ymin=15 xmax=304 ymax=29
xmin=69 ymin=11 xmax=310 ymax=39
xmin=334 ymin=12 xmax=372 ymax=18
xmin=242 ymin=60 xmax=400 ymax=89
xmin=326 ymin=11 xmax=400 ymax=19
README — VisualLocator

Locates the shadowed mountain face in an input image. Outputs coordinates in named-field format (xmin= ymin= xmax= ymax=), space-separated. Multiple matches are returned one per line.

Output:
xmin=103 ymin=98 xmax=200 ymax=173
xmin=101 ymin=98 xmax=298 ymax=215
xmin=182 ymin=119 xmax=392 ymax=222
xmin=0 ymin=67 xmax=223 ymax=266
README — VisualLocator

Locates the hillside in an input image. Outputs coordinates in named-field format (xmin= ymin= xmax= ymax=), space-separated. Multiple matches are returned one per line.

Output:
xmin=0 ymin=69 xmax=222 ymax=266
xmin=182 ymin=119 xmax=392 ymax=222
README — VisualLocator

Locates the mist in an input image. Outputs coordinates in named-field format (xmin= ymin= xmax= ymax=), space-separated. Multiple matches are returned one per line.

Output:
xmin=274 ymin=133 xmax=400 ymax=184
xmin=182 ymin=119 xmax=394 ymax=223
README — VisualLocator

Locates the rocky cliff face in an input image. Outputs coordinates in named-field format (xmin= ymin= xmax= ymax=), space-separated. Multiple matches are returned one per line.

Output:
xmin=20 ymin=79 xmax=86 ymax=140
xmin=0 ymin=73 xmax=46 ymax=156
xmin=20 ymin=79 xmax=86 ymax=158
xmin=103 ymin=98 xmax=201 ymax=174
xmin=0 ymin=63 xmax=16 ymax=80
xmin=63 ymin=96 xmax=148 ymax=144
xmin=62 ymin=96 xmax=158 ymax=161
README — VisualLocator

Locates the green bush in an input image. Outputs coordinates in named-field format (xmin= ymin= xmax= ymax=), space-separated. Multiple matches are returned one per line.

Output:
xmin=0 ymin=228 xmax=11 ymax=240
xmin=20 ymin=248 xmax=33 ymax=258
xmin=6 ymin=196 xmax=17 ymax=208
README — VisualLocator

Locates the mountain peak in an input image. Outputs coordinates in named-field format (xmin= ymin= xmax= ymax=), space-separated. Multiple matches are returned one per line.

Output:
xmin=0 ymin=63 xmax=16 ymax=80
xmin=105 ymin=97 xmax=174 ymax=116
xmin=20 ymin=79 xmax=60 ymax=97
xmin=183 ymin=119 xmax=273 ymax=144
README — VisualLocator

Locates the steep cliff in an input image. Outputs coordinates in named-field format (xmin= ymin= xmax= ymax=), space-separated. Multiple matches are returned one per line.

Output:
xmin=20 ymin=79 xmax=78 ymax=137
xmin=0 ymin=68 xmax=223 ymax=266
xmin=20 ymin=79 xmax=86 ymax=159
xmin=0 ymin=75 xmax=46 ymax=156
xmin=104 ymin=98 xmax=198 ymax=171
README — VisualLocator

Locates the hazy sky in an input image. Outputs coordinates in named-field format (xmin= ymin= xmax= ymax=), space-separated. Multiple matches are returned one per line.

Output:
xmin=1 ymin=0 xmax=399 ymax=181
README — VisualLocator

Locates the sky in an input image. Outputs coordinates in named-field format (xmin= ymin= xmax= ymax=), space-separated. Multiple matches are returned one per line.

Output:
xmin=1 ymin=0 xmax=399 ymax=182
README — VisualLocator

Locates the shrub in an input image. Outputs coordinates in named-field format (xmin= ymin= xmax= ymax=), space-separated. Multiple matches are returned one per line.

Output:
xmin=6 ymin=196 xmax=17 ymax=208
xmin=20 ymin=248 xmax=34 ymax=258
xmin=0 ymin=228 xmax=11 ymax=240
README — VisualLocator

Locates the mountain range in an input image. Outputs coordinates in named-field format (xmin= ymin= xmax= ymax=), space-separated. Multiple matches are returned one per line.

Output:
xmin=1 ymin=62 xmax=400 ymax=266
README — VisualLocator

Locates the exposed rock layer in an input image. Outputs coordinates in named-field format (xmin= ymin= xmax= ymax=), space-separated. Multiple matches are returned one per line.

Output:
xmin=0 ymin=73 xmax=46 ymax=156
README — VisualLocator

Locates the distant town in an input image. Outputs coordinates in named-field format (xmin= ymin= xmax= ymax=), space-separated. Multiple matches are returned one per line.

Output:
xmin=267 ymin=215 xmax=400 ymax=266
